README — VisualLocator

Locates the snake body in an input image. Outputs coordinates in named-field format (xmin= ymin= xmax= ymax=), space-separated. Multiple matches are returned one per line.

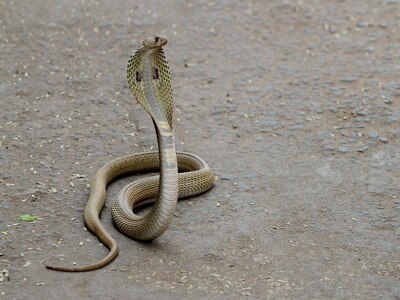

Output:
xmin=46 ymin=36 xmax=214 ymax=272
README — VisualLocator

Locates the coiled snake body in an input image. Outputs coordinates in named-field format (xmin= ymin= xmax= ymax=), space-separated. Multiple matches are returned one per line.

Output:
xmin=46 ymin=36 xmax=214 ymax=272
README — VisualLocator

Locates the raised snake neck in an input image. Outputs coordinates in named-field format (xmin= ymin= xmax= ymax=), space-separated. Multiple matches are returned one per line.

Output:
xmin=46 ymin=36 xmax=214 ymax=272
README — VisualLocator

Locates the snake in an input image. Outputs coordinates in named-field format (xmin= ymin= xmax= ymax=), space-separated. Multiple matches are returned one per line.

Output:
xmin=46 ymin=36 xmax=214 ymax=272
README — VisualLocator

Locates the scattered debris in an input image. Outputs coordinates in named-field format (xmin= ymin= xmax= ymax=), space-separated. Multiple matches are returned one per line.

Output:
xmin=18 ymin=214 xmax=40 ymax=222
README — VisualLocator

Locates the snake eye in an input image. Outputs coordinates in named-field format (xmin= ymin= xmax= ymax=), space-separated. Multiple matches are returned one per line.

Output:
xmin=155 ymin=36 xmax=160 ymax=43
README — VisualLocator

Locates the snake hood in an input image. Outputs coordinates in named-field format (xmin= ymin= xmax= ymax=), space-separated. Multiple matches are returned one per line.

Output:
xmin=127 ymin=36 xmax=174 ymax=129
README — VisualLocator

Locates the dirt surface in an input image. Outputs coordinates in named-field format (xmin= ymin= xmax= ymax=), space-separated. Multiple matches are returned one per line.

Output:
xmin=1 ymin=0 xmax=400 ymax=299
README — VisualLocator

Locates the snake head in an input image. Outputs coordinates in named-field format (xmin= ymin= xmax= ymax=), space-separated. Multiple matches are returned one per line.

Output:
xmin=143 ymin=36 xmax=168 ymax=49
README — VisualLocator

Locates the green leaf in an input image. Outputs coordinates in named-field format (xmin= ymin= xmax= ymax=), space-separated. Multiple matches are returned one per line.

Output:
xmin=19 ymin=214 xmax=39 ymax=222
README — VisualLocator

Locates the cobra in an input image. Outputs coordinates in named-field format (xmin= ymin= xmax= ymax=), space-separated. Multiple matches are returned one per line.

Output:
xmin=46 ymin=36 xmax=214 ymax=272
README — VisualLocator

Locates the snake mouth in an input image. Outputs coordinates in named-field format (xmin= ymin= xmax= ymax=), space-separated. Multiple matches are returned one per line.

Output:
xmin=142 ymin=36 xmax=168 ymax=49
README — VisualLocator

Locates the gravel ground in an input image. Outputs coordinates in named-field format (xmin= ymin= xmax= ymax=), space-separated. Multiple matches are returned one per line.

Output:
xmin=1 ymin=0 xmax=399 ymax=299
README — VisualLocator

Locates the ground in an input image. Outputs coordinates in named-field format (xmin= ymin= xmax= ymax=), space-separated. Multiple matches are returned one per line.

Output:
xmin=1 ymin=0 xmax=399 ymax=299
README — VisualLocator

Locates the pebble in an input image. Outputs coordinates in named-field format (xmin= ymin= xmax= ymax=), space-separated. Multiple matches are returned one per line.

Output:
xmin=368 ymin=131 xmax=379 ymax=139
xmin=356 ymin=110 xmax=368 ymax=116
xmin=379 ymin=136 xmax=389 ymax=143
xmin=337 ymin=146 xmax=351 ymax=153
xmin=383 ymin=98 xmax=393 ymax=104
xmin=329 ymin=107 xmax=338 ymax=113
xmin=356 ymin=146 xmax=369 ymax=153
xmin=356 ymin=21 xmax=368 ymax=28
xmin=329 ymin=25 xmax=338 ymax=34
xmin=340 ymin=77 xmax=358 ymax=83
xmin=313 ymin=107 xmax=325 ymax=114
xmin=324 ymin=145 xmax=336 ymax=151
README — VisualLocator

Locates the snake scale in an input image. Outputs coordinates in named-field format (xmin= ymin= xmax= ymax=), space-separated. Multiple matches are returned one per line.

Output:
xmin=46 ymin=36 xmax=214 ymax=272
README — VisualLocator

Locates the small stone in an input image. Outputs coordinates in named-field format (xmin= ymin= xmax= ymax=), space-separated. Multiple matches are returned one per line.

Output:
xmin=329 ymin=25 xmax=338 ymax=34
xmin=379 ymin=137 xmax=388 ymax=143
xmin=356 ymin=110 xmax=368 ymax=116
xmin=324 ymin=145 xmax=336 ymax=151
xmin=340 ymin=76 xmax=358 ymax=83
xmin=337 ymin=146 xmax=351 ymax=153
xmin=368 ymin=131 xmax=379 ymax=139
xmin=383 ymin=98 xmax=393 ymax=104
xmin=356 ymin=21 xmax=367 ymax=28
xmin=356 ymin=146 xmax=369 ymax=153
xmin=329 ymin=107 xmax=338 ymax=113
xmin=314 ymin=107 xmax=325 ymax=114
